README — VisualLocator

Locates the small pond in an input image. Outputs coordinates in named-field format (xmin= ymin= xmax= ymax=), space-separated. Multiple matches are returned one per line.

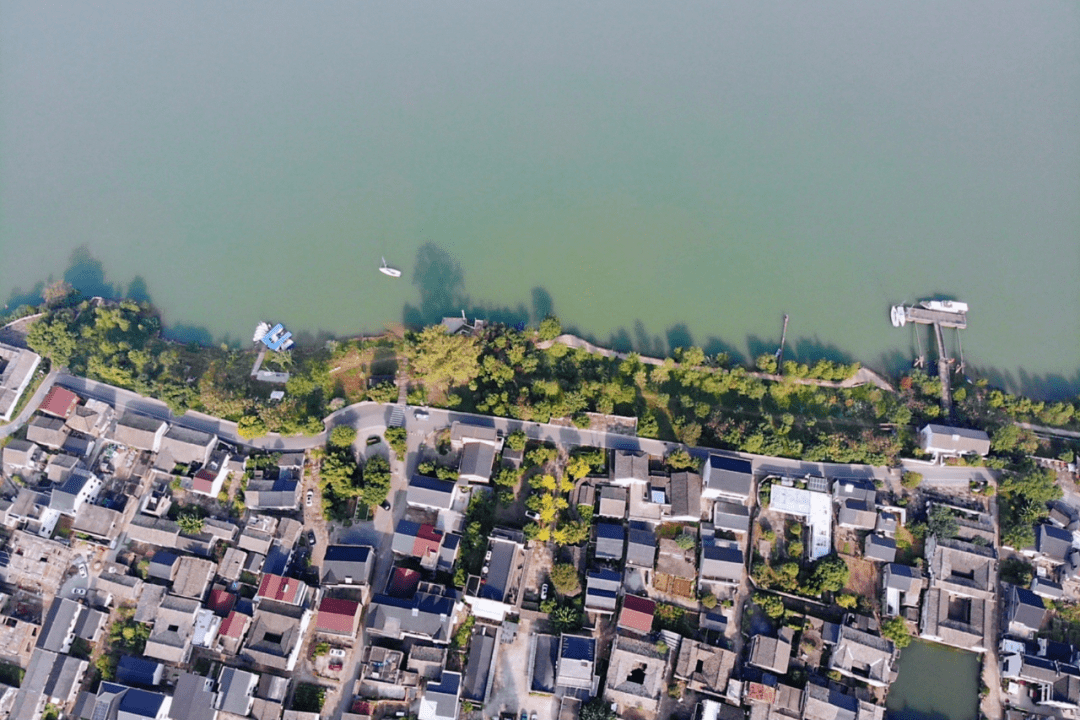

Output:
xmin=886 ymin=640 xmax=980 ymax=720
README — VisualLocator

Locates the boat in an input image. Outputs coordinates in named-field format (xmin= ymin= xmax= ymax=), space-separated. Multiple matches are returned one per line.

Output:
xmin=253 ymin=321 xmax=271 ymax=343
xmin=920 ymin=299 xmax=968 ymax=315
xmin=890 ymin=306 xmax=907 ymax=328
xmin=379 ymin=257 xmax=402 ymax=278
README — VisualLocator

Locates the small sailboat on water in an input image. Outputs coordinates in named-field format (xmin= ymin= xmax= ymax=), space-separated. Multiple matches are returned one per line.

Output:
xmin=379 ymin=257 xmax=402 ymax=278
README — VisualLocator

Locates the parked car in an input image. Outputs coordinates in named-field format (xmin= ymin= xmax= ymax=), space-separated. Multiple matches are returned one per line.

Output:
xmin=308 ymin=530 xmax=317 ymax=546
xmin=305 ymin=490 xmax=314 ymax=507
xmin=72 ymin=587 xmax=86 ymax=596
xmin=380 ymin=499 xmax=392 ymax=511
xmin=540 ymin=583 xmax=548 ymax=601
xmin=413 ymin=409 xmax=429 ymax=420
xmin=531 ymin=713 xmax=537 ymax=720
xmin=329 ymin=648 xmax=346 ymax=658
xmin=525 ymin=510 xmax=541 ymax=522
xmin=366 ymin=435 xmax=381 ymax=445
xmin=520 ymin=711 xmax=528 ymax=720
xmin=329 ymin=661 xmax=343 ymax=671
xmin=78 ymin=565 xmax=87 ymax=579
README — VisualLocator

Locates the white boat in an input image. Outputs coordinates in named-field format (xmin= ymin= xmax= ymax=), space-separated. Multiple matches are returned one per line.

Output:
xmin=379 ymin=257 xmax=402 ymax=278
xmin=890 ymin=306 xmax=907 ymax=328
xmin=921 ymin=299 xmax=968 ymax=315
xmin=253 ymin=321 xmax=271 ymax=343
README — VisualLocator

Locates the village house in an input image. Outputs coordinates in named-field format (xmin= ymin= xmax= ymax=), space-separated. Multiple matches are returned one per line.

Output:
xmin=585 ymin=568 xmax=621 ymax=615
xmin=366 ymin=591 xmax=458 ymax=644
xmin=674 ymin=639 xmax=736 ymax=697
xmin=882 ymin=563 xmax=924 ymax=617
xmin=748 ymin=629 xmax=793 ymax=675
xmin=242 ymin=600 xmax=312 ymax=672
xmin=27 ymin=415 xmax=71 ymax=450
xmin=112 ymin=412 xmax=167 ymax=453
xmin=701 ymin=455 xmax=754 ymax=503
xmin=217 ymin=666 xmax=259 ymax=717
xmin=144 ymin=594 xmax=201 ymax=665
xmin=38 ymin=386 xmax=79 ymax=419
xmin=920 ymin=535 xmax=997 ymax=653
xmin=667 ymin=471 xmax=703 ymax=522
xmin=419 ymin=670 xmax=461 ymax=720
xmin=826 ymin=624 xmax=897 ymax=688
xmin=1004 ymin=585 xmax=1047 ymax=640
xmin=458 ymin=441 xmax=496 ymax=484
xmin=157 ymin=426 xmax=217 ymax=469
xmin=919 ymin=424 xmax=991 ymax=461
xmin=611 ymin=450 xmax=650 ymax=486
xmin=315 ymin=597 xmax=362 ymax=639
xmin=450 ymin=421 xmax=500 ymax=450
xmin=464 ymin=529 xmax=525 ymax=622
xmin=321 ymin=544 xmax=376 ymax=588
xmin=603 ymin=635 xmax=671 ymax=715
xmin=556 ymin=635 xmax=598 ymax=694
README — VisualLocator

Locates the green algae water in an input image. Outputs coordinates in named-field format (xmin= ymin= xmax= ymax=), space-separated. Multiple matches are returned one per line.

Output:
xmin=2 ymin=2 xmax=1078 ymax=396
xmin=886 ymin=640 xmax=980 ymax=720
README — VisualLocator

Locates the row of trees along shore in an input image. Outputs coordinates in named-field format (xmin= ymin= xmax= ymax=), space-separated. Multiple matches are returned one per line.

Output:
xmin=19 ymin=293 xmax=1080 ymax=470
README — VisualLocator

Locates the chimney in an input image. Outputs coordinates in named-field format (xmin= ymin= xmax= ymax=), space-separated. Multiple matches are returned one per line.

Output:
xmin=411 ymin=607 xmax=419 ymax=617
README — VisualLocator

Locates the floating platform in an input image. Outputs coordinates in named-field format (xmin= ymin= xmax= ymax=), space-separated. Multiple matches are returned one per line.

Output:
xmin=254 ymin=322 xmax=294 ymax=351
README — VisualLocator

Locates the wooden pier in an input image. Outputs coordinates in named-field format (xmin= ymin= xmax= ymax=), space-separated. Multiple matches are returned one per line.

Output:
xmin=892 ymin=303 xmax=968 ymax=416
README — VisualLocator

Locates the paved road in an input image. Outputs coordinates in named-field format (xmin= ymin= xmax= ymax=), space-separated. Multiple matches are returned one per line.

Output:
xmin=53 ymin=373 xmax=998 ymax=491
xmin=0 ymin=368 xmax=59 ymax=439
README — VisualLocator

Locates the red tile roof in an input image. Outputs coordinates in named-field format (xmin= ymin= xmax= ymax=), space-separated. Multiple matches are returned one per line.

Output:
xmin=412 ymin=524 xmax=442 ymax=559
xmin=192 ymin=468 xmax=217 ymax=494
xmin=257 ymin=573 xmax=302 ymax=604
xmin=316 ymin=597 xmax=360 ymax=635
xmin=39 ymin=386 xmax=79 ymax=419
xmin=219 ymin=610 xmax=249 ymax=638
xmin=207 ymin=587 xmax=236 ymax=616
xmin=618 ymin=594 xmax=656 ymax=634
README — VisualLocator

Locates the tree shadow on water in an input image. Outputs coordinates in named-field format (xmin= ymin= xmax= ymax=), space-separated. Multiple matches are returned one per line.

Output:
xmin=63 ymin=246 xmax=123 ymax=299
xmin=402 ymin=243 xmax=469 ymax=328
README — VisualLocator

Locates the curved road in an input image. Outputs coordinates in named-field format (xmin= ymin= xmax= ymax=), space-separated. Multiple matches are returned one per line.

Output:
xmin=50 ymin=373 xmax=995 ymax=489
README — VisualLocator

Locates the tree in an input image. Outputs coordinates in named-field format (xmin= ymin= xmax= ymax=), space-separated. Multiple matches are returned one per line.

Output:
xmin=836 ymin=594 xmax=857 ymax=609
xmin=176 ymin=512 xmax=204 ymax=535
xmin=901 ymin=471 xmax=922 ymax=489
xmin=406 ymin=326 xmax=481 ymax=388
xmin=384 ymin=427 xmax=407 ymax=460
xmin=237 ymin=414 xmax=268 ymax=440
xmin=26 ymin=316 xmax=78 ymax=367
xmin=579 ymin=698 xmax=617 ymax=720
xmin=537 ymin=315 xmax=562 ymax=342
xmin=328 ymin=425 xmax=357 ymax=449
xmin=665 ymin=447 xmax=699 ymax=472
xmin=927 ymin=505 xmax=958 ymax=539
xmin=754 ymin=592 xmax=785 ymax=619
xmin=549 ymin=605 xmax=582 ymax=634
xmin=756 ymin=354 xmax=778 ymax=374
xmin=360 ymin=455 xmax=392 ymax=507
xmin=549 ymin=563 xmax=581 ymax=595
xmin=880 ymin=615 xmax=912 ymax=648
xmin=42 ymin=280 xmax=75 ymax=307
xmin=808 ymin=554 xmax=849 ymax=595
xmin=505 ymin=429 xmax=527 ymax=451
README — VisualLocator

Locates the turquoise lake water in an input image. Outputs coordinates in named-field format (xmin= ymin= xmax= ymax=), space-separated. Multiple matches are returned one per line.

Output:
xmin=2 ymin=2 xmax=1078 ymax=396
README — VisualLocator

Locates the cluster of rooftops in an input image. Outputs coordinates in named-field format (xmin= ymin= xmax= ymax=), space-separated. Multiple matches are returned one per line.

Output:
xmin=0 ymin=365 xmax=1072 ymax=720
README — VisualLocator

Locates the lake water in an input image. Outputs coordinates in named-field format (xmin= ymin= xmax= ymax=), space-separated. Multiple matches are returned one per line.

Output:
xmin=886 ymin=640 xmax=980 ymax=720
xmin=2 ymin=2 xmax=1078 ymax=396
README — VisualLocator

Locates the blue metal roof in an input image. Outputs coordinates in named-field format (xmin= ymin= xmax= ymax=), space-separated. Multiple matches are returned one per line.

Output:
xmin=560 ymin=635 xmax=596 ymax=661
xmin=595 ymin=522 xmax=624 ymax=540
